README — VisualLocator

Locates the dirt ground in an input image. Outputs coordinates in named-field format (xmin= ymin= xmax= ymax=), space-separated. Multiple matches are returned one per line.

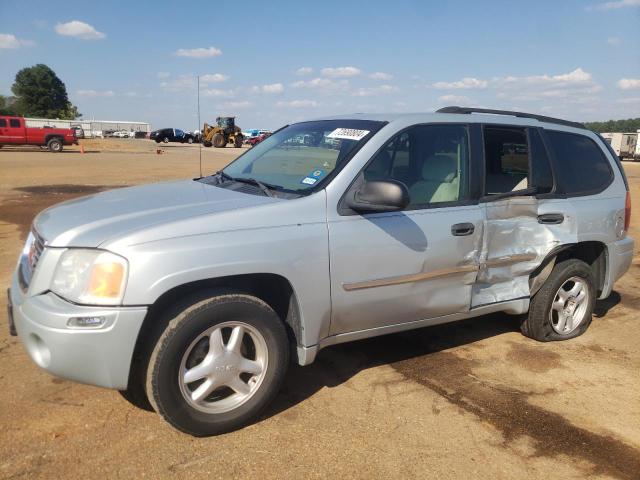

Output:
xmin=0 ymin=139 xmax=638 ymax=479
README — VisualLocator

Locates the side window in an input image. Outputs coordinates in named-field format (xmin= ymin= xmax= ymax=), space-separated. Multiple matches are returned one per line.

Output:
xmin=483 ymin=127 xmax=529 ymax=194
xmin=0 ymin=119 xmax=7 ymax=127
xmin=9 ymin=118 xmax=20 ymax=128
xmin=363 ymin=124 xmax=469 ymax=208
xmin=545 ymin=130 xmax=613 ymax=195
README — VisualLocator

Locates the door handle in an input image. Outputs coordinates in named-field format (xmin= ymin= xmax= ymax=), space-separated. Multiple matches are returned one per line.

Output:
xmin=538 ymin=213 xmax=564 ymax=225
xmin=451 ymin=222 xmax=475 ymax=236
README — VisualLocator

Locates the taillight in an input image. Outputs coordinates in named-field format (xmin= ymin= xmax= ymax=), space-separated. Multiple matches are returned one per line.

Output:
xmin=625 ymin=191 xmax=631 ymax=232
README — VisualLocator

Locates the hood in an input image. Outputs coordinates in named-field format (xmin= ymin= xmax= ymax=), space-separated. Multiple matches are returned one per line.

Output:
xmin=34 ymin=180 xmax=278 ymax=247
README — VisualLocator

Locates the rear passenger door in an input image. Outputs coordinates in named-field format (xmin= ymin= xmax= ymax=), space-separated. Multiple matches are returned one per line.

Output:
xmin=473 ymin=125 xmax=577 ymax=307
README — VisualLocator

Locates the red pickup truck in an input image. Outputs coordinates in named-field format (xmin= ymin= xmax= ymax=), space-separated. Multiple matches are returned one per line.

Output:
xmin=0 ymin=116 xmax=78 ymax=152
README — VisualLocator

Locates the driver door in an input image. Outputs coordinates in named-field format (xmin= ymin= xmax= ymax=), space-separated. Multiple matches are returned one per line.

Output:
xmin=328 ymin=124 xmax=483 ymax=335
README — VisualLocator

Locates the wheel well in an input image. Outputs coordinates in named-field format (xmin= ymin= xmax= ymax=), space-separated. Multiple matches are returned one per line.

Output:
xmin=128 ymin=274 xmax=302 ymax=381
xmin=45 ymin=135 xmax=63 ymax=143
xmin=556 ymin=241 xmax=607 ymax=295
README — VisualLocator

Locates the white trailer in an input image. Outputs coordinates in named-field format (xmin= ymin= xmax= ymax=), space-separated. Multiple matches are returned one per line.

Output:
xmin=601 ymin=132 xmax=638 ymax=160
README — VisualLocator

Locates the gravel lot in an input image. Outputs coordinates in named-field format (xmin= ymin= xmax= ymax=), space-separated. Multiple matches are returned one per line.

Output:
xmin=0 ymin=139 xmax=638 ymax=479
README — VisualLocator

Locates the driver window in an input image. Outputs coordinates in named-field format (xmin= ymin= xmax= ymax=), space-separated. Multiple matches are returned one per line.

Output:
xmin=363 ymin=124 xmax=469 ymax=208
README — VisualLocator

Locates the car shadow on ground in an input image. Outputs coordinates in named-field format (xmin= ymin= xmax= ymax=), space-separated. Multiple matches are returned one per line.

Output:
xmin=261 ymin=293 xmax=622 ymax=422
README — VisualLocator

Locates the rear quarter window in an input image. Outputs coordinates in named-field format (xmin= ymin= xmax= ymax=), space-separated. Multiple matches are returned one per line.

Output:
xmin=545 ymin=130 xmax=613 ymax=195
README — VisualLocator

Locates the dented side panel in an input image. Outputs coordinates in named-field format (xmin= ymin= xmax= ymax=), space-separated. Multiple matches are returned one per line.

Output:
xmin=472 ymin=197 xmax=578 ymax=307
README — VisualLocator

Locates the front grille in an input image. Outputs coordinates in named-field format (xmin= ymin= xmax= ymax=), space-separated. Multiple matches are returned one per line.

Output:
xmin=18 ymin=229 xmax=46 ymax=290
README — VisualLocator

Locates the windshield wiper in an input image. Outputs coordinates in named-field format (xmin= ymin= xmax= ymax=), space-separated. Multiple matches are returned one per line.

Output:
xmin=229 ymin=175 xmax=278 ymax=197
xmin=215 ymin=170 xmax=234 ymax=182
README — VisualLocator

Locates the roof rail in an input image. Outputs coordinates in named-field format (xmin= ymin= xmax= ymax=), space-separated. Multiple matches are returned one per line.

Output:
xmin=436 ymin=106 xmax=585 ymax=129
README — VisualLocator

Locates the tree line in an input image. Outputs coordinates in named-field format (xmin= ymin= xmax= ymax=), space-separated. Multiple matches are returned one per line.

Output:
xmin=584 ymin=118 xmax=640 ymax=133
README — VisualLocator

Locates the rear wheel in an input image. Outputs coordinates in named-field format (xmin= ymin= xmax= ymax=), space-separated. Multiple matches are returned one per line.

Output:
xmin=47 ymin=138 xmax=63 ymax=152
xmin=213 ymin=133 xmax=226 ymax=148
xmin=187 ymin=137 xmax=194 ymax=144
xmin=234 ymin=136 xmax=243 ymax=148
xmin=146 ymin=293 xmax=289 ymax=436
xmin=521 ymin=259 xmax=595 ymax=341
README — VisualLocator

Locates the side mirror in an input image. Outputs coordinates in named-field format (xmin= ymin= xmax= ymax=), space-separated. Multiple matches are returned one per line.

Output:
xmin=346 ymin=180 xmax=410 ymax=213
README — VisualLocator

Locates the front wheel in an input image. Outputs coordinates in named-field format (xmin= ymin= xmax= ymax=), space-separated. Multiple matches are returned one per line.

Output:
xmin=163 ymin=137 xmax=169 ymax=144
xmin=146 ymin=293 xmax=289 ymax=436
xmin=187 ymin=137 xmax=194 ymax=144
xmin=521 ymin=259 xmax=595 ymax=341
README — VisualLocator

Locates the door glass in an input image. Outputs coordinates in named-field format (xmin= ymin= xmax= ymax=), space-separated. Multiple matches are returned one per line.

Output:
xmin=0 ymin=119 xmax=6 ymax=127
xmin=363 ymin=124 xmax=469 ymax=208
xmin=9 ymin=119 xmax=20 ymax=128
xmin=483 ymin=127 xmax=529 ymax=194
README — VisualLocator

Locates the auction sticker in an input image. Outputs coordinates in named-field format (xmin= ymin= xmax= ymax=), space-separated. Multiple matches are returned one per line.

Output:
xmin=327 ymin=128 xmax=370 ymax=141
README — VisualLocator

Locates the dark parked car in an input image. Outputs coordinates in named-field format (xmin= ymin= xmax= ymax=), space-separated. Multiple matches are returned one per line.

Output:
xmin=150 ymin=128 xmax=195 ymax=144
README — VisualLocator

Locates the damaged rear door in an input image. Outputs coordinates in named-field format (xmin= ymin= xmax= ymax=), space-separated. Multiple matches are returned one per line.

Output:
xmin=472 ymin=126 xmax=577 ymax=307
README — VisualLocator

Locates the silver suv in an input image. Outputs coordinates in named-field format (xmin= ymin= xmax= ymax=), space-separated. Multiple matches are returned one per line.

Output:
xmin=8 ymin=107 xmax=634 ymax=436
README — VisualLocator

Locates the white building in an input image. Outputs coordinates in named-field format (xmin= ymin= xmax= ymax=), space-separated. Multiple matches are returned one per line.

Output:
xmin=24 ymin=117 xmax=151 ymax=138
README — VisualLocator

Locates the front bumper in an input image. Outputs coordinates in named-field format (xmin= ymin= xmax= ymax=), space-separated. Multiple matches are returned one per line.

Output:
xmin=9 ymin=272 xmax=147 ymax=390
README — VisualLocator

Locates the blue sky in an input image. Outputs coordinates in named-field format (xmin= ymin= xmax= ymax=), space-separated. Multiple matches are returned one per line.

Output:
xmin=1 ymin=0 xmax=639 ymax=131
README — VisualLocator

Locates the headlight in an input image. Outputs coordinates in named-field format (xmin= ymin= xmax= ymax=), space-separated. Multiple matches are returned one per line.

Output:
xmin=51 ymin=249 xmax=128 ymax=305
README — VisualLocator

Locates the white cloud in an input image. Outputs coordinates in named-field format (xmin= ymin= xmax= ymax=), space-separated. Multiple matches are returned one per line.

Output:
xmin=369 ymin=72 xmax=394 ymax=81
xmin=200 ymin=73 xmax=228 ymax=83
xmin=321 ymin=66 xmax=361 ymax=78
xmin=160 ymin=74 xmax=195 ymax=91
xmin=276 ymin=100 xmax=318 ymax=108
xmin=296 ymin=67 xmax=313 ymax=76
xmin=77 ymin=89 xmax=115 ymax=97
xmin=174 ymin=46 xmax=222 ymax=58
xmin=432 ymin=77 xmax=488 ymax=89
xmin=202 ymin=88 xmax=234 ymax=98
xmin=221 ymin=101 xmax=252 ymax=109
xmin=494 ymin=68 xmax=601 ymax=104
xmin=352 ymin=84 xmax=398 ymax=97
xmin=0 ymin=33 xmax=34 ymax=49
xmin=251 ymin=83 xmax=284 ymax=94
xmin=588 ymin=0 xmax=640 ymax=10
xmin=292 ymin=77 xmax=350 ymax=93
xmin=438 ymin=94 xmax=471 ymax=104
xmin=157 ymin=72 xmax=170 ymax=79
xmin=617 ymin=78 xmax=640 ymax=89
xmin=607 ymin=36 xmax=621 ymax=45
xmin=55 ymin=20 xmax=105 ymax=40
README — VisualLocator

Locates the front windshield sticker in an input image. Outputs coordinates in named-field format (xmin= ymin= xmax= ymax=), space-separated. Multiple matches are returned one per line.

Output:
xmin=301 ymin=177 xmax=318 ymax=185
xmin=327 ymin=128 xmax=370 ymax=141
xmin=301 ymin=168 xmax=326 ymax=186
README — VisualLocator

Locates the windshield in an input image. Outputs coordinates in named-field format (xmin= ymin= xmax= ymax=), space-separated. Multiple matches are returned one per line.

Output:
xmin=222 ymin=120 xmax=384 ymax=193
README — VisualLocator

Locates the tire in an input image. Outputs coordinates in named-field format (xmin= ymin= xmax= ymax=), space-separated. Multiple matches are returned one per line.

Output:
xmin=213 ymin=133 xmax=226 ymax=148
xmin=146 ymin=293 xmax=289 ymax=436
xmin=234 ymin=136 xmax=243 ymax=148
xmin=187 ymin=137 xmax=194 ymax=144
xmin=163 ymin=137 xmax=169 ymax=144
xmin=155 ymin=139 xmax=161 ymax=143
xmin=47 ymin=138 xmax=63 ymax=152
xmin=521 ymin=259 xmax=595 ymax=342
xmin=203 ymin=141 xmax=212 ymax=148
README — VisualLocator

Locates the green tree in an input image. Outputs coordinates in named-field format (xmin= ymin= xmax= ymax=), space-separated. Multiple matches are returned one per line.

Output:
xmin=0 ymin=95 xmax=17 ymax=115
xmin=11 ymin=64 xmax=80 ymax=119
xmin=585 ymin=118 xmax=640 ymax=133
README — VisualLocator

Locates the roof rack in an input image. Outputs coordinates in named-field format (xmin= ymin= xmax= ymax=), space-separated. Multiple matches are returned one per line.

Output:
xmin=436 ymin=106 xmax=585 ymax=129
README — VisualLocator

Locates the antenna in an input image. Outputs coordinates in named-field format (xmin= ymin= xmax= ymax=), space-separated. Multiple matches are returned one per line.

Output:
xmin=197 ymin=75 xmax=203 ymax=178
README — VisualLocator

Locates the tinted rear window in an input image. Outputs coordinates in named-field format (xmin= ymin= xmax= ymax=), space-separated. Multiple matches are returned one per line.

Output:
xmin=545 ymin=130 xmax=613 ymax=195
